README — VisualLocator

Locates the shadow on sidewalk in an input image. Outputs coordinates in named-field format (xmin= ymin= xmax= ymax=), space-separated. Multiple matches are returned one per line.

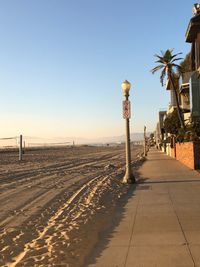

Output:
xmin=83 ymin=170 xmax=143 ymax=267
xmin=83 ymin=157 xmax=200 ymax=266
xmin=147 ymin=158 xmax=176 ymax=161
xmin=82 ymin=185 xmax=136 ymax=267
xmin=138 ymin=178 xmax=200 ymax=184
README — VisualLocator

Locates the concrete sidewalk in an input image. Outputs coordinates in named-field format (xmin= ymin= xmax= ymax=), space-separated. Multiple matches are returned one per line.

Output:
xmin=86 ymin=148 xmax=200 ymax=267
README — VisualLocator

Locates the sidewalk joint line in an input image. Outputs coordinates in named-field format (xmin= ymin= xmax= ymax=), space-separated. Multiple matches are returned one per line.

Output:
xmin=167 ymin=187 xmax=197 ymax=267
xmin=124 ymin=190 xmax=141 ymax=267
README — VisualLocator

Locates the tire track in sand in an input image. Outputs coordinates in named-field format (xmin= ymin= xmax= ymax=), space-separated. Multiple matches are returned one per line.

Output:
xmin=5 ymin=174 xmax=107 ymax=267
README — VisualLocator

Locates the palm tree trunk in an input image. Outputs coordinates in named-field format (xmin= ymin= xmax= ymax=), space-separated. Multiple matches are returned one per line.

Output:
xmin=168 ymin=73 xmax=185 ymax=130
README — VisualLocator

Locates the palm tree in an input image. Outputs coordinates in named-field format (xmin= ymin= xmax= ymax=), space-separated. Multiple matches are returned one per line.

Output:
xmin=151 ymin=49 xmax=185 ymax=129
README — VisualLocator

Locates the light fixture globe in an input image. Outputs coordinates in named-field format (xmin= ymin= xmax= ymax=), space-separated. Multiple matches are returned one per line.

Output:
xmin=121 ymin=80 xmax=131 ymax=96
xmin=193 ymin=3 xmax=200 ymax=15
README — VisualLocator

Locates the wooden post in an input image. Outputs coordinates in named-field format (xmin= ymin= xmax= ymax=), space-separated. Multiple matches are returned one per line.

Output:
xmin=144 ymin=126 xmax=147 ymax=156
xmin=23 ymin=141 xmax=25 ymax=154
xmin=19 ymin=135 xmax=23 ymax=161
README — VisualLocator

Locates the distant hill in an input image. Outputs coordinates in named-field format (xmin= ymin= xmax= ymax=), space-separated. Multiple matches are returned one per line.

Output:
xmin=1 ymin=133 xmax=150 ymax=148
xmin=87 ymin=132 xmax=150 ymax=144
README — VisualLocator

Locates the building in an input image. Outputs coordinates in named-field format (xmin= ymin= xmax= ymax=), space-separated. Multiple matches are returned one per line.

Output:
xmin=186 ymin=5 xmax=200 ymax=122
xmin=179 ymin=71 xmax=192 ymax=123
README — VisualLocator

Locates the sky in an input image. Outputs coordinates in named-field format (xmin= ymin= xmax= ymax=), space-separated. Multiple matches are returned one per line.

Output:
xmin=0 ymin=0 xmax=196 ymax=140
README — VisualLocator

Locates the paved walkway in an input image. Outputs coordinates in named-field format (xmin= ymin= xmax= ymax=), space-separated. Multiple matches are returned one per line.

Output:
xmin=85 ymin=148 xmax=200 ymax=267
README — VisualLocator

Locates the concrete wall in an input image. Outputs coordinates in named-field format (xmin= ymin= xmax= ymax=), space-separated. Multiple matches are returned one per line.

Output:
xmin=175 ymin=142 xmax=200 ymax=170
xmin=176 ymin=142 xmax=194 ymax=169
xmin=170 ymin=147 xmax=176 ymax=158
xmin=166 ymin=144 xmax=171 ymax=156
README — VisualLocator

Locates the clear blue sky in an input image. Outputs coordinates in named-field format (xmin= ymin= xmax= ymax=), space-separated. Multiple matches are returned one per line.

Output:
xmin=0 ymin=0 xmax=196 ymax=139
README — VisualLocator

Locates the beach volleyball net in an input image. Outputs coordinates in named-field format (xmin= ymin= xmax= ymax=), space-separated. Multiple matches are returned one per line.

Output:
xmin=0 ymin=136 xmax=18 ymax=149
xmin=0 ymin=136 xmax=72 ymax=149
xmin=27 ymin=142 xmax=71 ymax=147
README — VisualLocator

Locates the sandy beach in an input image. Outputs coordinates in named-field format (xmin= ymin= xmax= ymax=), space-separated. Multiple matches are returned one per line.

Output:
xmin=0 ymin=145 xmax=143 ymax=267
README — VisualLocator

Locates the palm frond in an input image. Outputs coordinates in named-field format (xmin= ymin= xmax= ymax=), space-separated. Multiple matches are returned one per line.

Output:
xmin=171 ymin=57 xmax=183 ymax=63
xmin=155 ymin=59 xmax=165 ymax=64
xmin=164 ymin=50 xmax=173 ymax=60
xmin=154 ymin=54 xmax=164 ymax=61
xmin=150 ymin=65 xmax=164 ymax=74
xmin=171 ymin=52 xmax=182 ymax=60
xmin=151 ymin=49 xmax=182 ymax=86
xmin=172 ymin=63 xmax=182 ymax=68
xmin=160 ymin=50 xmax=166 ymax=56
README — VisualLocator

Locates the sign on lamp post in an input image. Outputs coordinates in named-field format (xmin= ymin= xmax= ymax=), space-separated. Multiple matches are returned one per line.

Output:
xmin=123 ymin=100 xmax=131 ymax=119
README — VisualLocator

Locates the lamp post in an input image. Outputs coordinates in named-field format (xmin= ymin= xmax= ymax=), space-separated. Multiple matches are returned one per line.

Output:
xmin=121 ymin=80 xmax=136 ymax=184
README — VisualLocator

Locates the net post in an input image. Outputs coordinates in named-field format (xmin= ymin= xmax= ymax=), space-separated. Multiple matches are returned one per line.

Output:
xmin=19 ymin=135 xmax=23 ymax=161
xmin=23 ymin=141 xmax=25 ymax=154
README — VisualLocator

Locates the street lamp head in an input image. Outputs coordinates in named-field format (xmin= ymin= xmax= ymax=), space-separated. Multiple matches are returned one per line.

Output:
xmin=193 ymin=3 xmax=200 ymax=15
xmin=121 ymin=80 xmax=131 ymax=96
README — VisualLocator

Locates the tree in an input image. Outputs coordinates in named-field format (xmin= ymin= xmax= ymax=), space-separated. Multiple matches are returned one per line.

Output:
xmin=179 ymin=52 xmax=192 ymax=73
xmin=151 ymin=49 xmax=185 ymax=129
xmin=164 ymin=110 xmax=180 ymax=135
